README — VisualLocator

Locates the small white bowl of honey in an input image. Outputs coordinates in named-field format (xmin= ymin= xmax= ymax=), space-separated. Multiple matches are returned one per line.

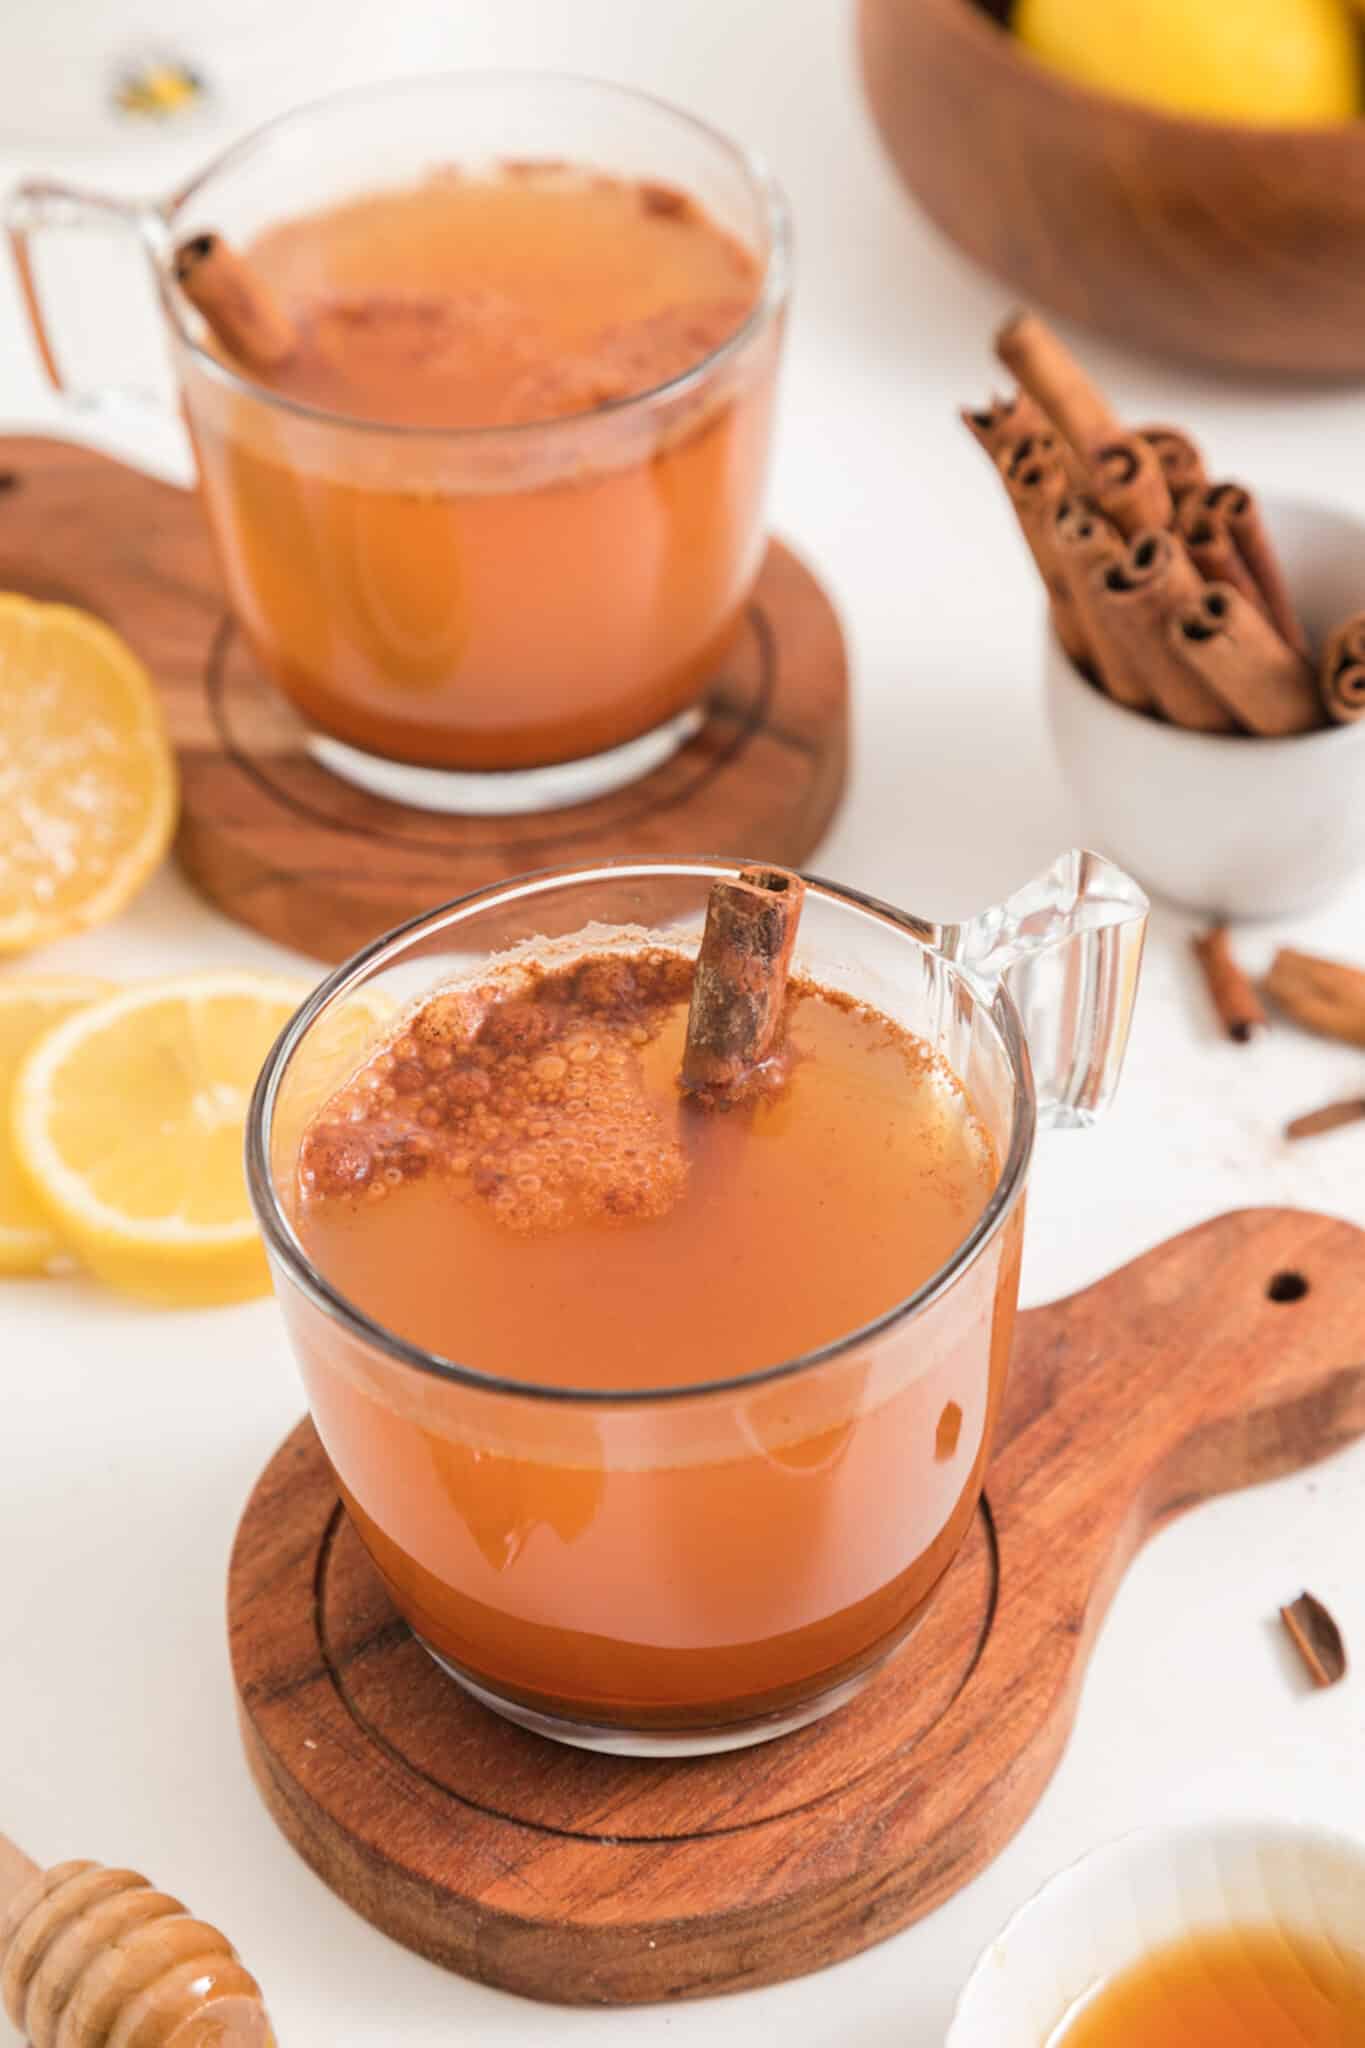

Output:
xmin=946 ymin=1819 xmax=1365 ymax=2046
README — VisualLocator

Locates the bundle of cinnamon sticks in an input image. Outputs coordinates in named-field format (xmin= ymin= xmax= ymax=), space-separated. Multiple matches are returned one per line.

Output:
xmin=965 ymin=313 xmax=1363 ymax=736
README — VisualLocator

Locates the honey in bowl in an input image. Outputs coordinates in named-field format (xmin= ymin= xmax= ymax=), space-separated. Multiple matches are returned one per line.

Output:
xmin=1052 ymin=1925 xmax=1365 ymax=2045
xmin=185 ymin=162 xmax=777 ymax=773
xmin=287 ymin=939 xmax=1017 ymax=1731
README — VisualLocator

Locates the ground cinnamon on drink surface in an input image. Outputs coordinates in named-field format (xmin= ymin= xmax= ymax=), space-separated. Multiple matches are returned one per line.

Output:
xmin=297 ymin=948 xmax=999 ymax=1392
xmin=231 ymin=164 xmax=760 ymax=429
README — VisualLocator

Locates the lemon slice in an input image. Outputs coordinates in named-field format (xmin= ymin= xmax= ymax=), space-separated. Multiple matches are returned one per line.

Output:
xmin=0 ymin=594 xmax=178 ymax=954
xmin=0 ymin=977 xmax=115 ymax=1272
xmin=11 ymin=972 xmax=308 ymax=1306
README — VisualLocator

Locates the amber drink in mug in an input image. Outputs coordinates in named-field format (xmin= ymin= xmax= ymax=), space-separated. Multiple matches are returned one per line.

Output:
xmin=8 ymin=75 xmax=788 ymax=811
xmin=246 ymin=853 xmax=1146 ymax=1754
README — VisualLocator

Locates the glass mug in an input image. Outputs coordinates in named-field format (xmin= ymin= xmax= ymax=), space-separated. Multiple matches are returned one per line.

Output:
xmin=8 ymin=74 xmax=789 ymax=812
xmin=246 ymin=852 xmax=1147 ymax=1756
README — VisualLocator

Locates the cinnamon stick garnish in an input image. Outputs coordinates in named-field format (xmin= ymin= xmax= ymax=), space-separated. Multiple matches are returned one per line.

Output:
xmin=1265 ymin=948 xmax=1365 ymax=1047
xmin=173 ymin=233 xmax=297 ymax=373
xmin=1091 ymin=434 xmax=1174 ymax=539
xmin=1168 ymin=587 xmax=1322 ymax=737
xmin=1139 ymin=424 xmax=1208 ymax=502
xmin=681 ymin=866 xmax=806 ymax=1100
xmin=995 ymin=310 xmax=1123 ymax=460
xmin=1191 ymin=927 xmax=1266 ymax=1042
xmin=1286 ymin=1098 xmax=1365 ymax=1141
xmin=960 ymin=390 xmax=1048 ymax=462
xmin=1320 ymin=614 xmax=1365 ymax=725
xmin=1084 ymin=532 xmax=1235 ymax=728
xmin=1280 ymin=1591 xmax=1347 ymax=1689
xmin=998 ymin=439 xmax=1090 ymax=668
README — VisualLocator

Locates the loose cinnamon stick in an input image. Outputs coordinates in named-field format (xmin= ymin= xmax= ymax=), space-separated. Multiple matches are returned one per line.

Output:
xmin=1265 ymin=948 xmax=1365 ymax=1047
xmin=1286 ymin=1097 xmax=1365 ymax=1140
xmin=1139 ymin=424 xmax=1209 ymax=502
xmin=1280 ymin=1590 xmax=1347 ymax=1688
xmin=1091 ymin=434 xmax=1174 ymax=539
xmin=682 ymin=865 xmax=806 ymax=1099
xmin=995 ymin=310 xmax=1123 ymax=460
xmin=173 ymin=232 xmax=297 ymax=373
xmin=998 ymin=439 xmax=1090 ymax=667
xmin=1177 ymin=484 xmax=1307 ymax=655
xmin=1320 ymin=614 xmax=1365 ymax=725
xmin=1168 ymin=587 xmax=1322 ymax=737
xmin=1191 ymin=926 xmax=1266 ymax=1042
xmin=960 ymin=390 xmax=1048 ymax=462
xmin=1084 ymin=533 xmax=1235 ymax=728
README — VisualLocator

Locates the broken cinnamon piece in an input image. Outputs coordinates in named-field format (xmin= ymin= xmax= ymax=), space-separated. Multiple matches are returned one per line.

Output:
xmin=1091 ymin=434 xmax=1174 ymax=538
xmin=998 ymin=439 xmax=1091 ymax=667
xmin=995 ymin=309 xmax=1123 ymax=459
xmin=1285 ymin=1098 xmax=1365 ymax=1141
xmin=1265 ymin=948 xmax=1365 ymax=1048
xmin=681 ymin=865 xmax=805 ymax=1100
xmin=1320 ymin=615 xmax=1365 ymax=725
xmin=1191 ymin=927 xmax=1266 ymax=1042
xmin=173 ymin=232 xmax=297 ymax=373
xmin=1280 ymin=1591 xmax=1347 ymax=1688
xmin=960 ymin=389 xmax=1049 ymax=462
xmin=1168 ymin=587 xmax=1322 ymax=737
xmin=1139 ymin=424 xmax=1209 ymax=501
xmin=1084 ymin=532 xmax=1235 ymax=728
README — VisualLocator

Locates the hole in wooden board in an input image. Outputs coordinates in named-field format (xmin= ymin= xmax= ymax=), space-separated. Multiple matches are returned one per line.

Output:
xmin=1266 ymin=1271 xmax=1309 ymax=1303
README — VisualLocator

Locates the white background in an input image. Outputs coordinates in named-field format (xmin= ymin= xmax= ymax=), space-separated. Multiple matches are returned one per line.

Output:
xmin=3 ymin=2 xmax=1364 ymax=2041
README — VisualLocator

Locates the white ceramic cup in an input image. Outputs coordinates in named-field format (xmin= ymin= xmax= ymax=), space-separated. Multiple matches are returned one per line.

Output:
xmin=1045 ymin=496 xmax=1365 ymax=919
xmin=946 ymin=1818 xmax=1365 ymax=2046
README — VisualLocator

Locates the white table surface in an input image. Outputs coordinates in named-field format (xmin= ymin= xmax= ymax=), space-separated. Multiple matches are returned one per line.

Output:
xmin=3 ymin=4 xmax=1365 ymax=2041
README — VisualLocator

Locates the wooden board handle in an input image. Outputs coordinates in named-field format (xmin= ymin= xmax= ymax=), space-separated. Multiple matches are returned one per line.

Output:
xmin=0 ymin=1848 xmax=273 ymax=2046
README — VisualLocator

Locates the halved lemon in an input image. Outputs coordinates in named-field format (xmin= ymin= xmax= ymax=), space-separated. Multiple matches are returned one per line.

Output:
xmin=11 ymin=973 xmax=308 ymax=1306
xmin=0 ymin=594 xmax=178 ymax=954
xmin=0 ymin=977 xmax=114 ymax=1272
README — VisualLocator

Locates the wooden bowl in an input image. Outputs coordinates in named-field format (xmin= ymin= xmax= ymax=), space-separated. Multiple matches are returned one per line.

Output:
xmin=858 ymin=0 xmax=1365 ymax=376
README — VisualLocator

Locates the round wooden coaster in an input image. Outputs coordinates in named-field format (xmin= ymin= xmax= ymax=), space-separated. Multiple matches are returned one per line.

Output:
xmin=228 ymin=1210 xmax=1365 ymax=2006
xmin=0 ymin=437 xmax=847 ymax=965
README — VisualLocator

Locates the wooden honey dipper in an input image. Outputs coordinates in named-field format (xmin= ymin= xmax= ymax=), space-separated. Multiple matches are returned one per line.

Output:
xmin=0 ymin=1833 xmax=273 ymax=2046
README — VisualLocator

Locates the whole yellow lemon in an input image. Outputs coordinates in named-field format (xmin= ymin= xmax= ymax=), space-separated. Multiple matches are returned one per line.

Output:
xmin=1014 ymin=0 xmax=1362 ymax=126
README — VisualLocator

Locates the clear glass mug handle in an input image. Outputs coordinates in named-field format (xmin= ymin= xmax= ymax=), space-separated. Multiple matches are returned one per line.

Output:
xmin=938 ymin=849 xmax=1149 ymax=1131
xmin=7 ymin=178 xmax=170 ymax=416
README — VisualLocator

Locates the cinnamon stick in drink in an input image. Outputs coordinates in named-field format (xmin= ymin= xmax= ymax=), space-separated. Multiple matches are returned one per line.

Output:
xmin=682 ymin=865 xmax=806 ymax=1099
xmin=1320 ymin=614 xmax=1365 ymax=724
xmin=1091 ymin=434 xmax=1174 ymax=538
xmin=1084 ymin=532 xmax=1236 ymax=728
xmin=1139 ymin=424 xmax=1208 ymax=502
xmin=173 ymin=232 xmax=297 ymax=372
xmin=1168 ymin=587 xmax=1322 ymax=737
xmin=995 ymin=310 xmax=1123 ymax=459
